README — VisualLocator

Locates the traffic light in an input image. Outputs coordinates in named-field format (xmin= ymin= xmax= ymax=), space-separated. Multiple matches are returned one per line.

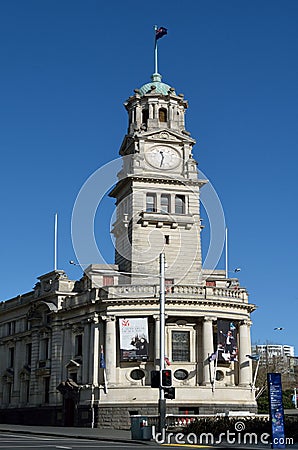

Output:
xmin=164 ymin=387 xmax=175 ymax=399
xmin=150 ymin=370 xmax=160 ymax=388
xmin=161 ymin=369 xmax=172 ymax=387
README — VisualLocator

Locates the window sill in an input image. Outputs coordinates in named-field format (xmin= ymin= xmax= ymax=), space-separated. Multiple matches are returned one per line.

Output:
xmin=140 ymin=211 xmax=194 ymax=229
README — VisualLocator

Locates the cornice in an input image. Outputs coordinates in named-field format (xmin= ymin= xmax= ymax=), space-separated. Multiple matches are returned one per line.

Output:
xmin=97 ymin=295 xmax=256 ymax=313
xmin=109 ymin=175 xmax=206 ymax=198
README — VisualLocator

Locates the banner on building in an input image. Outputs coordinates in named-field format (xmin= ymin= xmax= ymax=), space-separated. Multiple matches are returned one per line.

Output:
xmin=217 ymin=320 xmax=238 ymax=363
xmin=119 ymin=318 xmax=149 ymax=361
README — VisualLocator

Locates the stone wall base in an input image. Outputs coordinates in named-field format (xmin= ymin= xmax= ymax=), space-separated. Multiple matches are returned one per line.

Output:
xmin=97 ymin=403 xmax=257 ymax=429
xmin=0 ymin=402 xmax=257 ymax=429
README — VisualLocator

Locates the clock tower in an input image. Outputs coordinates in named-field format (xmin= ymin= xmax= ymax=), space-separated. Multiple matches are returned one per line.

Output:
xmin=110 ymin=72 xmax=207 ymax=285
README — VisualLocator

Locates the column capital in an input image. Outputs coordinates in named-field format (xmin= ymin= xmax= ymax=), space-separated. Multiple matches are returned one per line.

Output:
xmin=204 ymin=316 xmax=217 ymax=323
xmin=153 ymin=315 xmax=160 ymax=321
xmin=85 ymin=313 xmax=99 ymax=324
xmin=71 ymin=324 xmax=84 ymax=335
xmin=240 ymin=319 xmax=252 ymax=327
xmin=101 ymin=315 xmax=116 ymax=322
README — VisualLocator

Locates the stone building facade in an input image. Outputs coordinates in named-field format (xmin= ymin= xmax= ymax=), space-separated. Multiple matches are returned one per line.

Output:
xmin=0 ymin=71 xmax=257 ymax=428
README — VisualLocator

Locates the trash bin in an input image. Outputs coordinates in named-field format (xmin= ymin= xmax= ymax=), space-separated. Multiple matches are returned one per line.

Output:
xmin=130 ymin=415 xmax=152 ymax=440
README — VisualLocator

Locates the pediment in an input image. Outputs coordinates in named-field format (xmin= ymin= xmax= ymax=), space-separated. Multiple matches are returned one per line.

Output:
xmin=138 ymin=129 xmax=196 ymax=145
xmin=119 ymin=130 xmax=196 ymax=155
xmin=65 ymin=359 xmax=81 ymax=369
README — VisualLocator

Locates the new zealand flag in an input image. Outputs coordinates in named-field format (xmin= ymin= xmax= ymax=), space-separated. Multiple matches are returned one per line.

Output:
xmin=155 ymin=27 xmax=168 ymax=40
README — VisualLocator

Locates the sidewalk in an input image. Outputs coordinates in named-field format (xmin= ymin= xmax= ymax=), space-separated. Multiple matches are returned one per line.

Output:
xmin=0 ymin=423 xmax=149 ymax=444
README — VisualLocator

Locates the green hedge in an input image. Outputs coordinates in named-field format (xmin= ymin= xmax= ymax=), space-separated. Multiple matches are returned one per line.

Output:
xmin=186 ymin=416 xmax=298 ymax=443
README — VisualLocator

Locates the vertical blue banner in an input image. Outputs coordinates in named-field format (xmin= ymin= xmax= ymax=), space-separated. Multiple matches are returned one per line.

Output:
xmin=267 ymin=373 xmax=286 ymax=449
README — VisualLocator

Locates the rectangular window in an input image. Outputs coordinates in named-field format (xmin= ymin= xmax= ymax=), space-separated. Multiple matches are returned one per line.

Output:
xmin=172 ymin=331 xmax=190 ymax=362
xmin=7 ymin=321 xmax=16 ymax=335
xmin=175 ymin=195 xmax=185 ymax=214
xmin=103 ymin=275 xmax=114 ymax=286
xmin=206 ymin=280 xmax=216 ymax=287
xmin=161 ymin=194 xmax=170 ymax=213
xmin=9 ymin=347 xmax=14 ymax=368
xmin=75 ymin=334 xmax=83 ymax=357
xmin=165 ymin=278 xmax=174 ymax=294
xmin=44 ymin=377 xmax=50 ymax=404
xmin=26 ymin=343 xmax=32 ymax=367
xmin=40 ymin=338 xmax=49 ymax=360
xmin=146 ymin=193 xmax=156 ymax=212
xmin=165 ymin=235 xmax=170 ymax=245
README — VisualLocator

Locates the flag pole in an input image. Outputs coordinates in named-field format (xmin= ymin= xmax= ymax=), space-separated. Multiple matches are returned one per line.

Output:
xmin=154 ymin=25 xmax=158 ymax=73
xmin=100 ymin=345 xmax=108 ymax=393
xmin=54 ymin=213 xmax=58 ymax=271
xmin=103 ymin=367 xmax=108 ymax=394
xmin=225 ymin=227 xmax=228 ymax=278
xmin=212 ymin=353 xmax=218 ymax=392
xmin=252 ymin=357 xmax=260 ymax=391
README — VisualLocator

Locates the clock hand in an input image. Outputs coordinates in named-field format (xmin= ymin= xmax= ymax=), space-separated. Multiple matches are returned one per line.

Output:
xmin=160 ymin=151 xmax=164 ymax=167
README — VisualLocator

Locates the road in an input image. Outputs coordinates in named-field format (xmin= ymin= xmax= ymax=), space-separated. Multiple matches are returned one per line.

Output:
xmin=0 ymin=431 xmax=211 ymax=450
xmin=0 ymin=433 xmax=142 ymax=449
xmin=3 ymin=431 xmax=298 ymax=449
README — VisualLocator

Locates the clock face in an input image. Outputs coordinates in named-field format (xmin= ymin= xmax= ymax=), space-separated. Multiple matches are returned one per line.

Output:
xmin=145 ymin=146 xmax=180 ymax=169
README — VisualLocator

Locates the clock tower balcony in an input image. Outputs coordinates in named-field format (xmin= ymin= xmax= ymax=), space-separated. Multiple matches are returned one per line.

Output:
xmin=139 ymin=211 xmax=197 ymax=230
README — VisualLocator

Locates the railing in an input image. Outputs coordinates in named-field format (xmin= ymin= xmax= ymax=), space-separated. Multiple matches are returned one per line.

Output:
xmin=208 ymin=287 xmax=248 ymax=301
xmin=99 ymin=284 xmax=248 ymax=302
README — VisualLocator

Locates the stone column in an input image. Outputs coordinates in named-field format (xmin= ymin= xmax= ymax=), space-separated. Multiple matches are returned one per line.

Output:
xmin=29 ymin=329 xmax=40 ymax=405
xmin=238 ymin=320 xmax=252 ymax=387
xmin=153 ymin=102 xmax=158 ymax=119
xmin=13 ymin=339 xmax=22 ymax=401
xmin=90 ymin=315 xmax=100 ymax=387
xmin=131 ymin=108 xmax=135 ymax=123
xmin=49 ymin=320 xmax=63 ymax=404
xmin=149 ymin=103 xmax=154 ymax=119
xmin=83 ymin=322 xmax=90 ymax=384
xmin=135 ymin=103 xmax=141 ymax=125
xmin=62 ymin=326 xmax=72 ymax=381
xmin=168 ymin=104 xmax=172 ymax=121
xmin=202 ymin=317 xmax=215 ymax=386
xmin=103 ymin=316 xmax=117 ymax=385
xmin=153 ymin=315 xmax=160 ymax=369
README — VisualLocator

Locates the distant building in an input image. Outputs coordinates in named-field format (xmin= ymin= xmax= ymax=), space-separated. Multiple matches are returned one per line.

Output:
xmin=253 ymin=344 xmax=295 ymax=360
xmin=0 ymin=68 xmax=257 ymax=428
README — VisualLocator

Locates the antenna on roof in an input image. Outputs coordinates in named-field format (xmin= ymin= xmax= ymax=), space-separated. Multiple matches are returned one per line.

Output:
xmin=54 ymin=213 xmax=58 ymax=271
xmin=225 ymin=227 xmax=228 ymax=278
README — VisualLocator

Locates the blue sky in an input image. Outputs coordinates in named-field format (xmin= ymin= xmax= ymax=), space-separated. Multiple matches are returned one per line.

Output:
xmin=0 ymin=1 xmax=297 ymax=353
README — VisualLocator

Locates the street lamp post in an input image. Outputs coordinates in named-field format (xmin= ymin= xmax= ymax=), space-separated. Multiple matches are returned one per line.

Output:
xmin=159 ymin=253 xmax=166 ymax=433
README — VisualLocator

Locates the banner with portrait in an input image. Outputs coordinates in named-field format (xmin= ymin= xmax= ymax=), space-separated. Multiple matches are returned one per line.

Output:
xmin=119 ymin=318 xmax=149 ymax=361
xmin=217 ymin=320 xmax=238 ymax=363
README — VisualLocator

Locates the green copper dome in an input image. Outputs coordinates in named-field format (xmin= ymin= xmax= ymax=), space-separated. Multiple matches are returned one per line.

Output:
xmin=139 ymin=73 xmax=175 ymax=96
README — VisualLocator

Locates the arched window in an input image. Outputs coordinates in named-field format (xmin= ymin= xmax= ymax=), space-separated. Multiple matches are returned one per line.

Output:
xmin=159 ymin=108 xmax=167 ymax=122
xmin=142 ymin=108 xmax=149 ymax=125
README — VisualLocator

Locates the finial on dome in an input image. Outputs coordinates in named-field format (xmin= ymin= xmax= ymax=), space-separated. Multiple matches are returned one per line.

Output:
xmin=151 ymin=73 xmax=162 ymax=83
